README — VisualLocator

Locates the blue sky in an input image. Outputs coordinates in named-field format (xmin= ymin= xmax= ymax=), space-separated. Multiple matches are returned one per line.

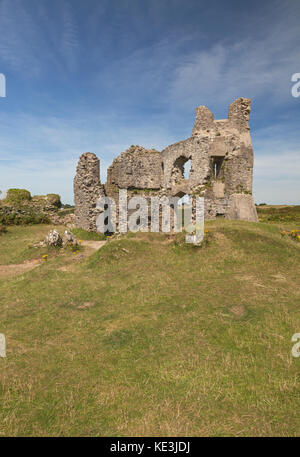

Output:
xmin=0 ymin=0 xmax=299 ymax=204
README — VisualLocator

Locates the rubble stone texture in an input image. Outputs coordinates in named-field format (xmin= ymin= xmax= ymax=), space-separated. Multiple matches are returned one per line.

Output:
xmin=62 ymin=230 xmax=78 ymax=246
xmin=74 ymin=98 xmax=258 ymax=232
xmin=45 ymin=229 xmax=62 ymax=247
xmin=74 ymin=153 xmax=105 ymax=231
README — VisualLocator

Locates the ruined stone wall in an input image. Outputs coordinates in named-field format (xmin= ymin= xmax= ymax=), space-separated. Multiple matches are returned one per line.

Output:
xmin=104 ymin=145 xmax=163 ymax=231
xmin=74 ymin=152 xmax=105 ymax=231
xmin=74 ymin=98 xmax=258 ymax=232
xmin=161 ymin=137 xmax=211 ymax=194
xmin=106 ymin=145 xmax=162 ymax=191
xmin=160 ymin=97 xmax=256 ymax=220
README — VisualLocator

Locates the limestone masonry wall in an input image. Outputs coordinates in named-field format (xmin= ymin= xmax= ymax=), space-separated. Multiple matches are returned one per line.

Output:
xmin=74 ymin=97 xmax=258 ymax=231
xmin=74 ymin=153 xmax=105 ymax=231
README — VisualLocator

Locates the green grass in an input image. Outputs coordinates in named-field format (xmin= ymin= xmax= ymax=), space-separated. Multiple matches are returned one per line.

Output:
xmin=71 ymin=227 xmax=106 ymax=241
xmin=0 ymin=220 xmax=300 ymax=436
xmin=0 ymin=224 xmax=68 ymax=264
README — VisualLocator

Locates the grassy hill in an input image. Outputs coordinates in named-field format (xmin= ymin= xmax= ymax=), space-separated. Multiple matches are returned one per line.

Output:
xmin=0 ymin=215 xmax=300 ymax=436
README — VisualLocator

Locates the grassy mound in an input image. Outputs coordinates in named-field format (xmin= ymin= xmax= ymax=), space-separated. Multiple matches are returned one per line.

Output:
xmin=31 ymin=193 xmax=61 ymax=208
xmin=71 ymin=227 xmax=106 ymax=241
xmin=0 ymin=189 xmax=63 ymax=225
xmin=5 ymin=188 xmax=31 ymax=205
xmin=0 ymin=220 xmax=299 ymax=436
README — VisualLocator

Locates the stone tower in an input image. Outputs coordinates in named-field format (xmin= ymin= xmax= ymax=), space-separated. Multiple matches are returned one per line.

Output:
xmin=74 ymin=152 xmax=105 ymax=231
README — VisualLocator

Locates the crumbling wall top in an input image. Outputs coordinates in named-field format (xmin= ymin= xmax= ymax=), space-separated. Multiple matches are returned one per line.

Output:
xmin=107 ymin=145 xmax=162 ymax=190
xmin=76 ymin=152 xmax=100 ymax=182
xmin=192 ymin=97 xmax=251 ymax=136
xmin=228 ymin=97 xmax=251 ymax=132
xmin=192 ymin=106 xmax=215 ymax=135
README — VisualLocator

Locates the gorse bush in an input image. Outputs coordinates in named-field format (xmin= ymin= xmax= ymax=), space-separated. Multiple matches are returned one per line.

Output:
xmin=281 ymin=229 xmax=300 ymax=243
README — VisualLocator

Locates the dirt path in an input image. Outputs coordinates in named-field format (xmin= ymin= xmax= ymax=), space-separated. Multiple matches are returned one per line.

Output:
xmin=58 ymin=240 xmax=106 ymax=272
xmin=0 ymin=240 xmax=106 ymax=278
xmin=80 ymin=240 xmax=106 ymax=251
xmin=0 ymin=259 xmax=42 ymax=279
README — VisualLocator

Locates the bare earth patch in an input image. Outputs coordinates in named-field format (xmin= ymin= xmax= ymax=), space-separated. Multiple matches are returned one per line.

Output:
xmin=0 ymin=259 xmax=42 ymax=278
xmin=80 ymin=240 xmax=106 ymax=250
xmin=77 ymin=301 xmax=94 ymax=309
xmin=271 ymin=273 xmax=287 ymax=282
xmin=230 ymin=305 xmax=247 ymax=317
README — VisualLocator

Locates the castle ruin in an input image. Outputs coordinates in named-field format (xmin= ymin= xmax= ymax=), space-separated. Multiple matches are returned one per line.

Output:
xmin=74 ymin=97 xmax=258 ymax=232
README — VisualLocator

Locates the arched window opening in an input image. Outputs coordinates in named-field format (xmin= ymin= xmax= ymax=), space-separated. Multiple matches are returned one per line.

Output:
xmin=183 ymin=159 xmax=191 ymax=179
xmin=171 ymin=156 xmax=192 ymax=185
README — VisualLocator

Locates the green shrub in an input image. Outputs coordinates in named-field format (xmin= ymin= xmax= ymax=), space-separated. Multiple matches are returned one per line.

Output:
xmin=46 ymin=193 xmax=61 ymax=208
xmin=0 ymin=224 xmax=7 ymax=234
xmin=31 ymin=194 xmax=62 ymax=209
xmin=5 ymin=188 xmax=31 ymax=205
xmin=0 ymin=207 xmax=50 ymax=225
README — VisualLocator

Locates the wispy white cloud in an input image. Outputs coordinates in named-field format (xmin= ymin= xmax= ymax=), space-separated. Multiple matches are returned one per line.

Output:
xmin=0 ymin=0 xmax=43 ymax=76
xmin=0 ymin=0 xmax=299 ymax=205
xmin=167 ymin=18 xmax=300 ymax=112
xmin=60 ymin=1 xmax=80 ymax=72
xmin=0 ymin=111 xmax=174 ymax=202
xmin=0 ymin=0 xmax=81 ymax=77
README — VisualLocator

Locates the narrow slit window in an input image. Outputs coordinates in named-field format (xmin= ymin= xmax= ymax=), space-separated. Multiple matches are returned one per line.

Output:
xmin=212 ymin=157 xmax=224 ymax=179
